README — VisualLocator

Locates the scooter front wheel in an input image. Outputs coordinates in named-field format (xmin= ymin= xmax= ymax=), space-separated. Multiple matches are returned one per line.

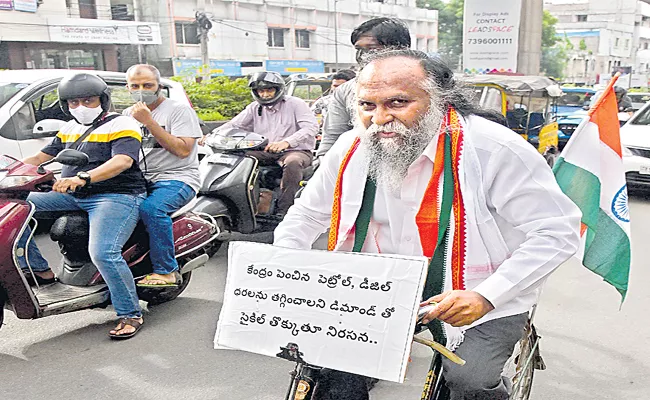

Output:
xmin=137 ymin=271 xmax=192 ymax=306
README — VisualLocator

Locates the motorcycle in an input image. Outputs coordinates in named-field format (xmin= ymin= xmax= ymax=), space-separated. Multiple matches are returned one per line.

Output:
xmin=193 ymin=128 xmax=314 ymax=238
xmin=0 ymin=149 xmax=221 ymax=329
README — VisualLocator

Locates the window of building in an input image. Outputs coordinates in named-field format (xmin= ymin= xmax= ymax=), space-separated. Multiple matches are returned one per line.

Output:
xmin=576 ymin=15 xmax=588 ymax=22
xmin=625 ymin=39 xmax=630 ymax=50
xmin=645 ymin=42 xmax=649 ymax=50
xmin=79 ymin=0 xmax=97 ymax=19
xmin=175 ymin=22 xmax=199 ymax=45
xmin=427 ymin=38 xmax=436 ymax=53
xmin=268 ymin=28 xmax=285 ymax=48
xmin=615 ymin=38 xmax=620 ymax=48
xmin=296 ymin=30 xmax=310 ymax=49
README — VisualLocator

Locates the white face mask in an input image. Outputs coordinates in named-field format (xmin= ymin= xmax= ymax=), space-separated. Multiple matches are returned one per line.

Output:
xmin=69 ymin=105 xmax=103 ymax=125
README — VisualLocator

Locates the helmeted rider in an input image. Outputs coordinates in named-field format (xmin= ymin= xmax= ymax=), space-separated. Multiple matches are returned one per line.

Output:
xmin=200 ymin=71 xmax=318 ymax=216
xmin=18 ymin=72 xmax=148 ymax=339
xmin=614 ymin=86 xmax=634 ymax=113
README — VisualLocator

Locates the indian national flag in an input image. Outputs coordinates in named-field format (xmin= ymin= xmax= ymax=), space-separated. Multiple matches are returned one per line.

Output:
xmin=553 ymin=76 xmax=631 ymax=300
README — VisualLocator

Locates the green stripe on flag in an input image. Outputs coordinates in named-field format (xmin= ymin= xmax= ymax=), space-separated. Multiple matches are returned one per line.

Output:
xmin=583 ymin=209 xmax=631 ymax=299
xmin=553 ymin=157 xmax=601 ymax=228
xmin=553 ymin=158 xmax=630 ymax=299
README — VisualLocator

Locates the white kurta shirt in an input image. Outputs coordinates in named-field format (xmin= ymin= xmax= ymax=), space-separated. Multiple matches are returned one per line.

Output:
xmin=274 ymin=115 xmax=581 ymax=324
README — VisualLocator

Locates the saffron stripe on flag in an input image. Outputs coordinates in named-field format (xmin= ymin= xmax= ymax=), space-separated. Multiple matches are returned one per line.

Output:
xmin=589 ymin=86 xmax=622 ymax=157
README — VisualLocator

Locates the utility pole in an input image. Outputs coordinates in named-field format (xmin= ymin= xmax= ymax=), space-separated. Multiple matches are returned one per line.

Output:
xmin=196 ymin=0 xmax=211 ymax=80
xmin=133 ymin=0 xmax=143 ymax=63
xmin=334 ymin=0 xmax=339 ymax=71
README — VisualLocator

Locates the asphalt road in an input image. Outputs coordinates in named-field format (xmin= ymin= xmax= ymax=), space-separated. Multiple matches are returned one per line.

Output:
xmin=1 ymin=194 xmax=650 ymax=400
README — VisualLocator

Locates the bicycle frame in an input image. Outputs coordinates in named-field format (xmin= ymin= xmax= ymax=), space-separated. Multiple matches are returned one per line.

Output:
xmin=419 ymin=306 xmax=544 ymax=400
xmin=281 ymin=307 xmax=544 ymax=400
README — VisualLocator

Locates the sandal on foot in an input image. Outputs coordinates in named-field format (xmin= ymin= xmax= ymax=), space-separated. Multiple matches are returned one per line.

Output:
xmin=137 ymin=271 xmax=182 ymax=288
xmin=109 ymin=317 xmax=143 ymax=340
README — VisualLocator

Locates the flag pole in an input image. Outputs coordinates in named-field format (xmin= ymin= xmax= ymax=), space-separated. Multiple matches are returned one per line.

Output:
xmin=588 ymin=72 xmax=621 ymax=117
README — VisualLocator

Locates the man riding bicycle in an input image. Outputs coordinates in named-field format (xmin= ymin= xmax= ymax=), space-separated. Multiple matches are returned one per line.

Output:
xmin=273 ymin=50 xmax=582 ymax=399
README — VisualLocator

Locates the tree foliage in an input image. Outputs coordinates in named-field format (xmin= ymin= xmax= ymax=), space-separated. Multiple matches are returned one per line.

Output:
xmin=542 ymin=10 xmax=559 ymax=48
xmin=417 ymin=0 xmax=464 ymax=71
xmin=171 ymin=76 xmax=252 ymax=121
xmin=540 ymin=10 xmax=567 ymax=79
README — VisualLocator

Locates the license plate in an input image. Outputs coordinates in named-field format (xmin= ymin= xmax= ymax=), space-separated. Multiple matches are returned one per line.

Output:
xmin=207 ymin=153 xmax=224 ymax=163
xmin=640 ymin=165 xmax=650 ymax=175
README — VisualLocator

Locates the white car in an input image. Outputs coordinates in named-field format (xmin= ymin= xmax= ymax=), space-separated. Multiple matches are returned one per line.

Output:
xmin=0 ymin=69 xmax=200 ymax=169
xmin=621 ymin=102 xmax=650 ymax=188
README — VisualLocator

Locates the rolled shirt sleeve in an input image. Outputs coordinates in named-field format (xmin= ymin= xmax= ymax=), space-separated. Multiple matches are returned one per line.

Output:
xmin=472 ymin=137 xmax=582 ymax=309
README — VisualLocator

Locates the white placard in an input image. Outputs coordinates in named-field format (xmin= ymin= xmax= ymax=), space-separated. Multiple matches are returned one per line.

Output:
xmin=463 ymin=0 xmax=522 ymax=74
xmin=214 ymin=242 xmax=429 ymax=383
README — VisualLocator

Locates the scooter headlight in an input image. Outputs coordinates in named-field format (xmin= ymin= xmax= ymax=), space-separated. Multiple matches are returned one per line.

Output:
xmin=209 ymin=136 xmax=241 ymax=150
xmin=0 ymin=175 xmax=39 ymax=189
xmin=236 ymin=139 xmax=265 ymax=149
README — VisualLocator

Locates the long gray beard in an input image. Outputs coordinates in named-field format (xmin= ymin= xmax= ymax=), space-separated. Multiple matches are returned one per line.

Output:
xmin=358 ymin=105 xmax=445 ymax=195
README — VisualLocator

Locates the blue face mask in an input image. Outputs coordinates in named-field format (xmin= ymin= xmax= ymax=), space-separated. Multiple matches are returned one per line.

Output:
xmin=130 ymin=89 xmax=160 ymax=105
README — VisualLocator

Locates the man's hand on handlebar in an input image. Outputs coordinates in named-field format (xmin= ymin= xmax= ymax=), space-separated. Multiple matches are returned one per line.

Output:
xmin=53 ymin=177 xmax=86 ymax=194
xmin=420 ymin=290 xmax=494 ymax=327
xmin=266 ymin=141 xmax=290 ymax=153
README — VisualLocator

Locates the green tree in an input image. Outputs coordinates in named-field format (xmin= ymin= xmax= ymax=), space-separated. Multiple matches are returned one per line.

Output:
xmin=171 ymin=76 xmax=252 ymax=121
xmin=540 ymin=10 xmax=568 ymax=79
xmin=579 ymin=39 xmax=588 ymax=51
xmin=542 ymin=10 xmax=560 ymax=48
xmin=417 ymin=0 xmax=464 ymax=71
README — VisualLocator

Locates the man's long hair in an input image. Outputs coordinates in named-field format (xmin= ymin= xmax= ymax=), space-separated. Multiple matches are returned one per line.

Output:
xmin=358 ymin=49 xmax=506 ymax=126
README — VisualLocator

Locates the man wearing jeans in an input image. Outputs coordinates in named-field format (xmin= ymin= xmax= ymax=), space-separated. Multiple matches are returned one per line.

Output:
xmin=20 ymin=73 xmax=147 ymax=339
xmin=123 ymin=64 xmax=202 ymax=288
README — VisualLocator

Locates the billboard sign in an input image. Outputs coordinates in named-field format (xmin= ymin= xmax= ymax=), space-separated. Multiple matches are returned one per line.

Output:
xmin=0 ymin=0 xmax=13 ymax=11
xmin=172 ymin=59 xmax=242 ymax=77
xmin=463 ymin=0 xmax=523 ymax=74
xmin=265 ymin=60 xmax=324 ymax=75
xmin=14 ymin=0 xmax=36 ymax=12
xmin=48 ymin=19 xmax=161 ymax=45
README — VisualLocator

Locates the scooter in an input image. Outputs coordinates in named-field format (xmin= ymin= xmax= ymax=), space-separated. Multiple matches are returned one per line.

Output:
xmin=193 ymin=128 xmax=314 ymax=237
xmin=0 ymin=149 xmax=222 ymax=329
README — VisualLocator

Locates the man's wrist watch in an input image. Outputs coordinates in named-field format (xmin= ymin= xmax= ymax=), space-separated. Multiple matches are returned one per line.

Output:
xmin=76 ymin=171 xmax=92 ymax=185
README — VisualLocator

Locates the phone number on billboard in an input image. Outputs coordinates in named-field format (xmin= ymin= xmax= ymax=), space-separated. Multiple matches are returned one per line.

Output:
xmin=467 ymin=38 xmax=514 ymax=45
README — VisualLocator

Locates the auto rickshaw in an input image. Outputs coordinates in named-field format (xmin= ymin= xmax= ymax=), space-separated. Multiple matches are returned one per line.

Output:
xmin=461 ymin=75 xmax=563 ymax=167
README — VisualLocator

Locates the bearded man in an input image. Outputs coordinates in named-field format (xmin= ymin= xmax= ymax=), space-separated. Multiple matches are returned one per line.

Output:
xmin=273 ymin=49 xmax=582 ymax=400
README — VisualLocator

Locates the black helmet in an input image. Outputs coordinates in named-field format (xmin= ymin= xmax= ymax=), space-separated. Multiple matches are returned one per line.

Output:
xmin=248 ymin=71 xmax=285 ymax=105
xmin=58 ymin=73 xmax=111 ymax=118
xmin=614 ymin=86 xmax=627 ymax=96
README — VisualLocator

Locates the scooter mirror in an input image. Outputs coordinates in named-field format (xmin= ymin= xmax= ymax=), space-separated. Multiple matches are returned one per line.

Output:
xmin=54 ymin=149 xmax=89 ymax=167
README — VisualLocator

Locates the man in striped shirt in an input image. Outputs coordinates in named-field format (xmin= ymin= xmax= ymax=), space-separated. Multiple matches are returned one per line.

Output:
xmin=19 ymin=73 xmax=148 ymax=339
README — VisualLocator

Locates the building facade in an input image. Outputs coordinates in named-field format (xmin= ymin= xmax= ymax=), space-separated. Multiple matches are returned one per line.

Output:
xmin=134 ymin=0 xmax=438 ymax=76
xmin=545 ymin=0 xmax=650 ymax=86
xmin=0 ymin=0 xmax=161 ymax=71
